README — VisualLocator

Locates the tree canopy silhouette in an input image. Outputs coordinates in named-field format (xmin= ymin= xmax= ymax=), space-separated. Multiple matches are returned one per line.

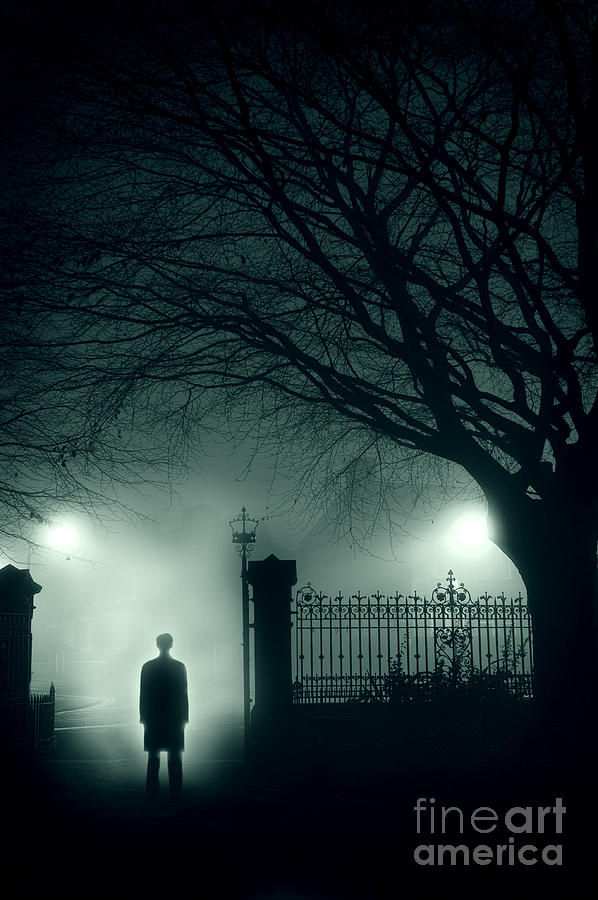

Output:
xmin=3 ymin=0 xmax=597 ymax=720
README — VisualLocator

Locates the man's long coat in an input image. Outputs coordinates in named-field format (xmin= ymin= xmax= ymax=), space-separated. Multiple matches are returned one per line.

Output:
xmin=139 ymin=655 xmax=189 ymax=751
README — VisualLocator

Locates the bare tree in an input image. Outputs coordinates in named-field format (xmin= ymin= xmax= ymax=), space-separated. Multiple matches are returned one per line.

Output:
xmin=3 ymin=0 xmax=597 ymax=723
xmin=0 ymin=296 xmax=186 ymax=549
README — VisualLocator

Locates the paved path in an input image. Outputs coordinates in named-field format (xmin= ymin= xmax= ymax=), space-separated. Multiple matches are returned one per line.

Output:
xmin=31 ymin=754 xmax=243 ymax=821
xmin=6 ymin=693 xmax=594 ymax=897
xmin=16 ymin=747 xmax=584 ymax=899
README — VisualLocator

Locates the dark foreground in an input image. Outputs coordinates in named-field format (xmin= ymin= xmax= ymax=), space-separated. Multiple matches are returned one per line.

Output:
xmin=3 ymin=704 xmax=596 ymax=898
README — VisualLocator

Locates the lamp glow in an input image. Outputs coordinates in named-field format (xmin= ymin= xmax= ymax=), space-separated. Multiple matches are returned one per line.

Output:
xmin=454 ymin=513 xmax=488 ymax=548
xmin=48 ymin=523 xmax=77 ymax=552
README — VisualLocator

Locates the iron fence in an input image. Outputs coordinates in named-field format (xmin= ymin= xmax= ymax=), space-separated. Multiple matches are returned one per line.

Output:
xmin=29 ymin=684 xmax=55 ymax=747
xmin=291 ymin=571 xmax=533 ymax=704
xmin=0 ymin=684 xmax=55 ymax=748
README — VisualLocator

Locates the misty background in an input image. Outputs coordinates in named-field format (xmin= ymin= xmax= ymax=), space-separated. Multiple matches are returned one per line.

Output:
xmin=7 ymin=437 xmax=524 ymax=763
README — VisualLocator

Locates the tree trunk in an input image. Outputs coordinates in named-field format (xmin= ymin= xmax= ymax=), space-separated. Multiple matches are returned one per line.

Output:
xmin=490 ymin=500 xmax=597 ymax=758
xmin=526 ymin=559 xmax=597 ymax=722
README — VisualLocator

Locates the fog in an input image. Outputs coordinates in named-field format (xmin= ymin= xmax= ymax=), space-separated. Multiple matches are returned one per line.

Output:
xmin=16 ymin=456 xmax=524 ymax=761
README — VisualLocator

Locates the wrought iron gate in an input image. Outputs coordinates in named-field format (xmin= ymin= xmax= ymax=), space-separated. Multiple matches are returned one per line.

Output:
xmin=291 ymin=571 xmax=533 ymax=703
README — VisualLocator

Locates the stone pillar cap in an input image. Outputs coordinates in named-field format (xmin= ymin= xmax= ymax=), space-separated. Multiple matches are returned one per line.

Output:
xmin=247 ymin=554 xmax=297 ymax=587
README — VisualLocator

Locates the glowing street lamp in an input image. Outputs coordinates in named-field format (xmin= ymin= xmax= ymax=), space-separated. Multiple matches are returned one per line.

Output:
xmin=448 ymin=511 xmax=490 ymax=553
xmin=48 ymin=522 xmax=78 ymax=558
xmin=455 ymin=513 xmax=488 ymax=547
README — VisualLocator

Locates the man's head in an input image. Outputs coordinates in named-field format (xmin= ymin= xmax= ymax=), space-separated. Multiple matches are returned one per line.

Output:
xmin=156 ymin=632 xmax=174 ymax=652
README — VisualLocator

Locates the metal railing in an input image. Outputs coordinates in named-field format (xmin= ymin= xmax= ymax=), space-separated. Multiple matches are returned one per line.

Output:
xmin=292 ymin=571 xmax=533 ymax=704
xmin=1 ymin=684 xmax=55 ymax=749
xmin=29 ymin=684 xmax=55 ymax=746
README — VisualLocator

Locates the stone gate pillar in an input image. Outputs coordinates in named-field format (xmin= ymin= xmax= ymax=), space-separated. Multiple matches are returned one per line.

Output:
xmin=246 ymin=554 xmax=296 ymax=750
xmin=0 ymin=565 xmax=42 ymax=750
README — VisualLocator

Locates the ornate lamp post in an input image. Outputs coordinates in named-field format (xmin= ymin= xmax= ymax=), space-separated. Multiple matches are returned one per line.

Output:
xmin=229 ymin=506 xmax=259 ymax=759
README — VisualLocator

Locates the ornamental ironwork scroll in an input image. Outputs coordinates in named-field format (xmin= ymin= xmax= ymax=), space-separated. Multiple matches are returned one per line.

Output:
xmin=431 ymin=571 xmax=474 ymax=685
xmin=291 ymin=571 xmax=533 ymax=704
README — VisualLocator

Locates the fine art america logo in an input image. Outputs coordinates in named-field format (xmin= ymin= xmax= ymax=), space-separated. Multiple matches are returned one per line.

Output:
xmin=413 ymin=797 xmax=565 ymax=866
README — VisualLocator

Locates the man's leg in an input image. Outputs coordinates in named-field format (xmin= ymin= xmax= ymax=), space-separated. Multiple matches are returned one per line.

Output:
xmin=146 ymin=750 xmax=160 ymax=795
xmin=167 ymin=750 xmax=183 ymax=795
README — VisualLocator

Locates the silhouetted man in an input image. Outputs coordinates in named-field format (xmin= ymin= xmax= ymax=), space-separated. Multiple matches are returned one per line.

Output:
xmin=140 ymin=633 xmax=189 ymax=796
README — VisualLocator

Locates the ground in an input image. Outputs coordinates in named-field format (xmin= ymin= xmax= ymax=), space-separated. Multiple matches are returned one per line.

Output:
xmin=2 ymin=689 xmax=595 ymax=897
